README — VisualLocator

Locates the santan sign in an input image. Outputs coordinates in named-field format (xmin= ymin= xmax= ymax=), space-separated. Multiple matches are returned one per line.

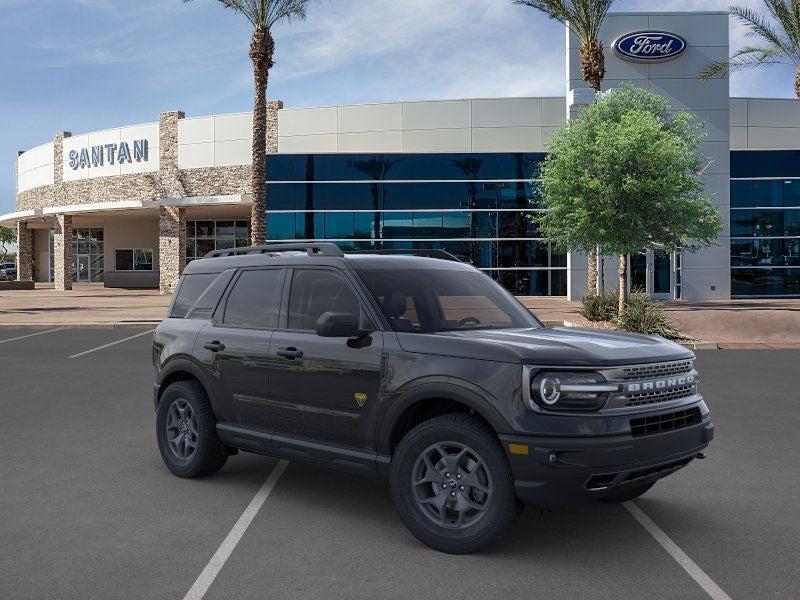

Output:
xmin=68 ymin=139 xmax=149 ymax=170
xmin=613 ymin=31 xmax=687 ymax=62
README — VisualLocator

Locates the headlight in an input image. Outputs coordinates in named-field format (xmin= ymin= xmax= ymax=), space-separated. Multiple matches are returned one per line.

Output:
xmin=528 ymin=371 xmax=618 ymax=412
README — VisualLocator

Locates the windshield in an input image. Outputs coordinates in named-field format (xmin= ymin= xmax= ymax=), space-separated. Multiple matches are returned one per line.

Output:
xmin=357 ymin=269 xmax=542 ymax=333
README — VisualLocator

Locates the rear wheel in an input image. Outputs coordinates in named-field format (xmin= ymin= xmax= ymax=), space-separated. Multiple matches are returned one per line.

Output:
xmin=390 ymin=414 xmax=522 ymax=554
xmin=598 ymin=481 xmax=655 ymax=503
xmin=156 ymin=380 xmax=227 ymax=478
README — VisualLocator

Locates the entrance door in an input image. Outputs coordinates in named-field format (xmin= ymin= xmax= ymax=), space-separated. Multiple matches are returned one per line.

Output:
xmin=652 ymin=250 xmax=672 ymax=298
xmin=626 ymin=250 xmax=674 ymax=299
xmin=77 ymin=256 xmax=90 ymax=282
xmin=630 ymin=253 xmax=647 ymax=293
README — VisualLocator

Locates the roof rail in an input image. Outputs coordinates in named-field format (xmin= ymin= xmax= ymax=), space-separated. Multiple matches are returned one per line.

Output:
xmin=204 ymin=242 xmax=344 ymax=259
xmin=345 ymin=249 xmax=463 ymax=262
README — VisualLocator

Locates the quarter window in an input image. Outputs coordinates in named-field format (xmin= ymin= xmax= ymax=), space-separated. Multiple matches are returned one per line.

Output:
xmin=172 ymin=273 xmax=220 ymax=318
xmin=223 ymin=269 xmax=283 ymax=329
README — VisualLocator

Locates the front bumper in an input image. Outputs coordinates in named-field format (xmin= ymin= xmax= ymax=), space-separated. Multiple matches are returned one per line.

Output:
xmin=500 ymin=414 xmax=713 ymax=509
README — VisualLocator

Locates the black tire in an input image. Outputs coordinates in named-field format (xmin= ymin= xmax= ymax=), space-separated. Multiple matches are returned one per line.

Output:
xmin=156 ymin=380 xmax=227 ymax=478
xmin=598 ymin=481 xmax=655 ymax=503
xmin=390 ymin=413 xmax=522 ymax=554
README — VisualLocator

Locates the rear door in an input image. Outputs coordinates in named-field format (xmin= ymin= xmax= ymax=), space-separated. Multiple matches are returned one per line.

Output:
xmin=197 ymin=267 xmax=285 ymax=427
xmin=266 ymin=267 xmax=384 ymax=451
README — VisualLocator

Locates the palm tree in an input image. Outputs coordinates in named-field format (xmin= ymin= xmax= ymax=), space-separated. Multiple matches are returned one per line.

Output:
xmin=515 ymin=0 xmax=616 ymax=295
xmin=184 ymin=0 xmax=314 ymax=245
xmin=699 ymin=3 xmax=800 ymax=101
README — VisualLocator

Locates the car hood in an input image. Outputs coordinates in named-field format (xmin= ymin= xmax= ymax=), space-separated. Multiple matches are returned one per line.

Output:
xmin=395 ymin=326 xmax=692 ymax=366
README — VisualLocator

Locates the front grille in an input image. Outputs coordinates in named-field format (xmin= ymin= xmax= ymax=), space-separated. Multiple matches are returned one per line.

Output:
xmin=621 ymin=360 xmax=693 ymax=380
xmin=629 ymin=407 xmax=702 ymax=437
xmin=625 ymin=384 xmax=696 ymax=406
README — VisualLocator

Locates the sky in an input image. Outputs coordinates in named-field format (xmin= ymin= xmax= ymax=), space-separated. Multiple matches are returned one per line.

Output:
xmin=0 ymin=0 xmax=797 ymax=216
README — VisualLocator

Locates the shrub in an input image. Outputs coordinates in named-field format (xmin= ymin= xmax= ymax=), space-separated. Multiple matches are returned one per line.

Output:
xmin=579 ymin=291 xmax=619 ymax=322
xmin=614 ymin=293 xmax=682 ymax=339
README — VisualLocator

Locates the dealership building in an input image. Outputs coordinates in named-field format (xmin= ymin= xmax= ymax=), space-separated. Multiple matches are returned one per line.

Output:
xmin=3 ymin=10 xmax=800 ymax=299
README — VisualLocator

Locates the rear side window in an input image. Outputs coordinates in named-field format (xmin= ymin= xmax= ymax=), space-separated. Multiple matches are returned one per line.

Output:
xmin=223 ymin=269 xmax=284 ymax=329
xmin=171 ymin=273 xmax=219 ymax=318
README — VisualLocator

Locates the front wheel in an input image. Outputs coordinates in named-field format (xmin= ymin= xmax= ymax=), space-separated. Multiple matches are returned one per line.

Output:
xmin=390 ymin=414 xmax=522 ymax=554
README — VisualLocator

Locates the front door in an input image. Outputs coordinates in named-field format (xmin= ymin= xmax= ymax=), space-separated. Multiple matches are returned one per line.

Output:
xmin=266 ymin=267 xmax=383 ymax=451
xmin=77 ymin=256 xmax=90 ymax=282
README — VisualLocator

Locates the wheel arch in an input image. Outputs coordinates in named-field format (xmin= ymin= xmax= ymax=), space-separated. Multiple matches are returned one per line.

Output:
xmin=156 ymin=357 xmax=219 ymax=417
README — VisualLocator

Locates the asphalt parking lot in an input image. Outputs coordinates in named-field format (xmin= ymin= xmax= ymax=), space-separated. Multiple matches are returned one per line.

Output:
xmin=1 ymin=327 xmax=798 ymax=600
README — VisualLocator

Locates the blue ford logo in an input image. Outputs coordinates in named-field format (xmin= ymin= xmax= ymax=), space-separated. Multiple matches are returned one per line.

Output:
xmin=613 ymin=31 xmax=687 ymax=62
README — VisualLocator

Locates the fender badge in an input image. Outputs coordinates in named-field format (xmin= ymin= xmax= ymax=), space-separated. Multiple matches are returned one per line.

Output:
xmin=354 ymin=393 xmax=367 ymax=407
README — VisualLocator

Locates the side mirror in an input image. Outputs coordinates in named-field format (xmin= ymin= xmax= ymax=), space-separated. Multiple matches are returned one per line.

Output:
xmin=315 ymin=312 xmax=371 ymax=338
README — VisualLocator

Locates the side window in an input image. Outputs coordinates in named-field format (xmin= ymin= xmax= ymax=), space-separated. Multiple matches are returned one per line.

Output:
xmin=223 ymin=269 xmax=283 ymax=329
xmin=171 ymin=273 xmax=219 ymax=318
xmin=287 ymin=269 xmax=364 ymax=331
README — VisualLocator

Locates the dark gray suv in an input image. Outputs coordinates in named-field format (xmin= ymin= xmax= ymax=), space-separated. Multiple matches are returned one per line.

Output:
xmin=153 ymin=243 xmax=713 ymax=554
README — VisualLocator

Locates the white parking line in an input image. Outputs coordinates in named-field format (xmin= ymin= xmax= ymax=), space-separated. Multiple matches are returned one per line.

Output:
xmin=624 ymin=501 xmax=733 ymax=600
xmin=183 ymin=460 xmax=289 ymax=600
xmin=0 ymin=329 xmax=63 ymax=345
xmin=68 ymin=328 xmax=156 ymax=359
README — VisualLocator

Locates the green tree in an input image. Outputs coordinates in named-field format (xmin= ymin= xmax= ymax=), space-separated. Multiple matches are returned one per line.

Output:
xmin=535 ymin=85 xmax=722 ymax=312
xmin=514 ymin=0 xmax=616 ymax=295
xmin=0 ymin=226 xmax=15 ymax=263
xmin=184 ymin=0 xmax=315 ymax=245
xmin=699 ymin=2 xmax=800 ymax=100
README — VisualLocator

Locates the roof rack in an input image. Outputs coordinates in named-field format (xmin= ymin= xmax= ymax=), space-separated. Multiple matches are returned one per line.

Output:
xmin=204 ymin=242 xmax=344 ymax=259
xmin=345 ymin=249 xmax=462 ymax=262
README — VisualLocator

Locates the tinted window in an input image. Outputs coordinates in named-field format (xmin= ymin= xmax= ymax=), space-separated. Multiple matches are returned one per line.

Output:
xmin=223 ymin=269 xmax=284 ymax=328
xmin=359 ymin=269 xmax=541 ymax=333
xmin=172 ymin=273 xmax=220 ymax=318
xmin=287 ymin=270 xmax=365 ymax=331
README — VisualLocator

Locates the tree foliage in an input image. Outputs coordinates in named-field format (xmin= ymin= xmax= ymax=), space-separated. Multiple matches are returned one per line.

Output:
xmin=535 ymin=85 xmax=722 ymax=309
xmin=0 ymin=226 xmax=15 ymax=262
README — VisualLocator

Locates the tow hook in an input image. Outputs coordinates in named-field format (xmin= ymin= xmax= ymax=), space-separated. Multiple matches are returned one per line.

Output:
xmin=696 ymin=452 xmax=707 ymax=460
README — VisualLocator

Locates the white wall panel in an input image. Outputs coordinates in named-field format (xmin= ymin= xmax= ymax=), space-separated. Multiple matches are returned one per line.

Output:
xmin=16 ymin=142 xmax=54 ymax=192
xmin=747 ymin=98 xmax=800 ymax=128
xmin=338 ymin=131 xmax=403 ymax=152
xmin=729 ymin=99 xmax=748 ymax=127
xmin=214 ymin=113 xmax=251 ymax=142
xmin=214 ymin=139 xmax=250 ymax=166
xmin=178 ymin=142 xmax=214 ymax=169
xmin=472 ymin=127 xmax=543 ymax=152
xmin=278 ymin=134 xmax=338 ymax=153
xmin=746 ymin=127 xmax=800 ymax=149
xmin=471 ymin=98 xmax=542 ymax=128
xmin=402 ymin=128 xmax=471 ymax=152
xmin=278 ymin=107 xmax=338 ymax=137
xmin=338 ymin=103 xmax=403 ymax=133
xmin=541 ymin=98 xmax=566 ymax=126
xmin=730 ymin=126 xmax=748 ymax=149
xmin=179 ymin=117 xmax=214 ymax=144
xmin=403 ymin=100 xmax=471 ymax=130
xmin=648 ymin=13 xmax=729 ymax=47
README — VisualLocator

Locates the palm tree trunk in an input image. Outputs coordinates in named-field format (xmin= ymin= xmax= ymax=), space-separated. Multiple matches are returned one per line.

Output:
xmin=796 ymin=67 xmax=800 ymax=102
xmin=587 ymin=247 xmax=597 ymax=296
xmin=580 ymin=40 xmax=605 ymax=93
xmin=249 ymin=29 xmax=274 ymax=246
xmin=618 ymin=254 xmax=628 ymax=314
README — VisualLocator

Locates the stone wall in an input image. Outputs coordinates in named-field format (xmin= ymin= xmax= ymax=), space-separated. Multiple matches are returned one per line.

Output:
xmin=53 ymin=214 xmax=73 ymax=291
xmin=15 ymin=222 xmax=33 ymax=282
xmin=158 ymin=206 xmax=185 ymax=295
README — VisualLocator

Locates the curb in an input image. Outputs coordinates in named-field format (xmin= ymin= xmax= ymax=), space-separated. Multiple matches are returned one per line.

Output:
xmin=0 ymin=322 xmax=160 ymax=329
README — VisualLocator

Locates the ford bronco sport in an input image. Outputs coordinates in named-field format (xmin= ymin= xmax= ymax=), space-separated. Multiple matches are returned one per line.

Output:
xmin=153 ymin=243 xmax=713 ymax=554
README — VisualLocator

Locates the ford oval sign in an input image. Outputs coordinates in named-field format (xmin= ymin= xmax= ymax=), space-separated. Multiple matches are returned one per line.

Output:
xmin=613 ymin=31 xmax=687 ymax=63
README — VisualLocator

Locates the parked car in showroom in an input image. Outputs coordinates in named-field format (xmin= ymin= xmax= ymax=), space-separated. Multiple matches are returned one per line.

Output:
xmin=152 ymin=243 xmax=713 ymax=554
xmin=0 ymin=262 xmax=16 ymax=281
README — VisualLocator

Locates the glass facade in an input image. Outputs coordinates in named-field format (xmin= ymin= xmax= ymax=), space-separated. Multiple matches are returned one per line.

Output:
xmin=731 ymin=151 xmax=800 ymax=297
xmin=186 ymin=220 xmax=251 ymax=265
xmin=265 ymin=153 xmax=567 ymax=295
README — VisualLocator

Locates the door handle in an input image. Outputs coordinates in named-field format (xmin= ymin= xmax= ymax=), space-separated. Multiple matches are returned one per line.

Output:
xmin=276 ymin=347 xmax=304 ymax=360
xmin=204 ymin=340 xmax=226 ymax=352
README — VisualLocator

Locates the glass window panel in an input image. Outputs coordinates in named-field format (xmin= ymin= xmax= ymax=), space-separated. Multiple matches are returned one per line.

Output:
xmin=236 ymin=237 xmax=249 ymax=248
xmin=171 ymin=273 xmax=219 ymax=318
xmin=781 ymin=150 xmax=800 ymax=177
xmin=266 ymin=213 xmax=295 ymax=240
xmin=732 ymin=268 xmax=800 ymax=296
xmin=186 ymin=221 xmax=195 ymax=238
xmin=216 ymin=221 xmax=235 ymax=237
xmin=355 ymin=213 xmax=377 ymax=239
xmin=753 ymin=210 xmax=784 ymax=237
xmin=235 ymin=221 xmax=250 ymax=237
xmin=783 ymin=180 xmax=800 ymax=207
xmin=115 ymin=249 xmax=133 ymax=271
xmin=754 ymin=151 xmax=783 ymax=178
xmin=216 ymin=238 xmax=235 ymax=250
xmin=196 ymin=239 xmax=215 ymax=256
xmin=267 ymin=184 xmax=299 ymax=210
xmin=412 ymin=154 xmax=443 ymax=180
xmin=441 ymin=183 xmax=470 ymax=209
xmin=134 ymin=249 xmax=153 ymax=271
xmin=77 ymin=241 xmax=90 ymax=255
xmin=730 ymin=151 xmax=754 ymax=178
xmin=224 ymin=269 xmax=284 ymax=328
xmin=412 ymin=182 xmax=442 ymax=210
xmin=266 ymin=155 xmax=298 ymax=181
xmin=731 ymin=210 xmax=754 ymax=237
xmin=382 ymin=212 xmax=413 ymax=239
xmin=324 ymin=213 xmax=355 ymax=239
xmin=785 ymin=210 xmax=800 ymax=236
xmin=550 ymin=245 xmax=567 ymax=268
xmin=186 ymin=240 xmax=195 ymax=258
xmin=324 ymin=183 xmax=354 ymax=210
xmin=353 ymin=182 xmax=381 ymax=210
xmin=730 ymin=180 xmax=754 ymax=208
xmin=754 ymin=180 xmax=783 ymax=207
xmin=412 ymin=212 xmax=442 ymax=238
xmin=195 ymin=221 xmax=215 ymax=238
xmin=381 ymin=183 xmax=413 ymax=210
xmin=551 ymin=269 xmax=567 ymax=296
xmin=442 ymin=212 xmax=472 ymax=238
xmin=473 ymin=183 xmax=499 ymax=209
